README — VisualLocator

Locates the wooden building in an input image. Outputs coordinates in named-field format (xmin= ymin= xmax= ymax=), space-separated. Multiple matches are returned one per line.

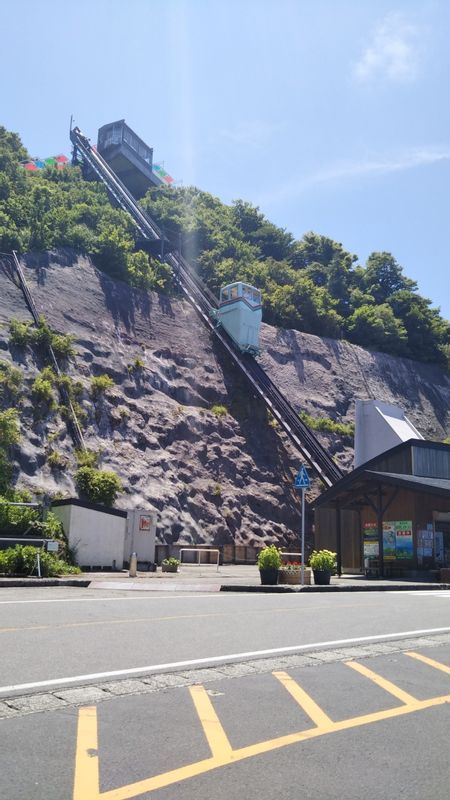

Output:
xmin=314 ymin=440 xmax=450 ymax=578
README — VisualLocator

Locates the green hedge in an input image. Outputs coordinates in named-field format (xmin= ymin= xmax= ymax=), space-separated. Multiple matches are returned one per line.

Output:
xmin=0 ymin=545 xmax=80 ymax=576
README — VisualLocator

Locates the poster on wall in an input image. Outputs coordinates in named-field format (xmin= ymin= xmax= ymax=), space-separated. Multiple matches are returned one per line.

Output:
xmin=383 ymin=523 xmax=397 ymax=560
xmin=363 ymin=523 xmax=378 ymax=557
xmin=394 ymin=521 xmax=413 ymax=558
xmin=362 ymin=521 xmax=413 ymax=560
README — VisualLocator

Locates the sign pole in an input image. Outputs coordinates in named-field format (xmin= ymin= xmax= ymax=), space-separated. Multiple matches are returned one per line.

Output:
xmin=301 ymin=487 xmax=305 ymax=586
xmin=293 ymin=465 xmax=310 ymax=588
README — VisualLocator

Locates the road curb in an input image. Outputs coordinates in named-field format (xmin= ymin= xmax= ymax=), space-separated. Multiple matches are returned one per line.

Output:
xmin=0 ymin=579 xmax=91 ymax=588
xmin=220 ymin=583 xmax=450 ymax=593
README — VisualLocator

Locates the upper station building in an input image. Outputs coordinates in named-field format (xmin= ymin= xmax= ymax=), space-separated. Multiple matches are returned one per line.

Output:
xmin=97 ymin=120 xmax=173 ymax=198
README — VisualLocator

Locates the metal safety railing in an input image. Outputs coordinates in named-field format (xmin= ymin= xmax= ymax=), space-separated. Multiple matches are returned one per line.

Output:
xmin=179 ymin=548 xmax=220 ymax=572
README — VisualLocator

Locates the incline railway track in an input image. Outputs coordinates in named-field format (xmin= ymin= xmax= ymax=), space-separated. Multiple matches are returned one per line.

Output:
xmin=70 ymin=125 xmax=344 ymax=488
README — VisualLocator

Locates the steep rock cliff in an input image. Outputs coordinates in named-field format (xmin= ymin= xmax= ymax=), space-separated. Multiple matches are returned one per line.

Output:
xmin=0 ymin=251 xmax=448 ymax=549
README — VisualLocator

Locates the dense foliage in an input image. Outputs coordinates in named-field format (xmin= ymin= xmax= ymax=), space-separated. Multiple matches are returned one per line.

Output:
xmin=75 ymin=466 xmax=123 ymax=506
xmin=143 ymin=187 xmax=449 ymax=366
xmin=0 ymin=125 xmax=448 ymax=366
xmin=0 ymin=126 xmax=170 ymax=293
xmin=0 ymin=544 xmax=80 ymax=576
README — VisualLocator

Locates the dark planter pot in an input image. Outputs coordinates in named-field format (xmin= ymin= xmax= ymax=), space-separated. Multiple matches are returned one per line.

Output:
xmin=259 ymin=567 xmax=279 ymax=585
xmin=161 ymin=564 xmax=178 ymax=573
xmin=313 ymin=568 xmax=331 ymax=585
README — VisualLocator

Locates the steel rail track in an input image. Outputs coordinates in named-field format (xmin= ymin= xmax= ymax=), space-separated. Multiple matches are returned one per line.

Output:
xmin=69 ymin=126 xmax=343 ymax=487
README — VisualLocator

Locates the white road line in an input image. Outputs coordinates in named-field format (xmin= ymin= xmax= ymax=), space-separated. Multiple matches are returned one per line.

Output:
xmin=1 ymin=626 xmax=449 ymax=696
xmin=404 ymin=591 xmax=450 ymax=597
xmin=0 ymin=594 xmax=216 ymax=606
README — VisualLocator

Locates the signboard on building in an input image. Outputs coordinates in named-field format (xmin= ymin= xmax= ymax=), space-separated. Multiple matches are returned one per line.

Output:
xmin=363 ymin=520 xmax=413 ymax=560
xmin=363 ymin=523 xmax=378 ymax=557
xmin=383 ymin=523 xmax=397 ymax=560
xmin=139 ymin=514 xmax=154 ymax=532
xmin=394 ymin=520 xmax=413 ymax=558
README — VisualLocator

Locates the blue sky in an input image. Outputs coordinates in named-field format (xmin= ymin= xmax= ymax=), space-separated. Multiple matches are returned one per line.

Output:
xmin=1 ymin=0 xmax=449 ymax=320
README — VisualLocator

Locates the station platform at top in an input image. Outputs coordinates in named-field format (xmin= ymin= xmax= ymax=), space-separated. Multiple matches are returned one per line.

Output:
xmin=97 ymin=119 xmax=164 ymax=198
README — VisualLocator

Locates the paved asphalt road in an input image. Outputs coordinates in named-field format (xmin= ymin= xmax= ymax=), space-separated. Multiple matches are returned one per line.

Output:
xmin=1 ymin=587 xmax=450 ymax=799
xmin=1 ymin=638 xmax=450 ymax=799
xmin=1 ymin=586 xmax=450 ymax=692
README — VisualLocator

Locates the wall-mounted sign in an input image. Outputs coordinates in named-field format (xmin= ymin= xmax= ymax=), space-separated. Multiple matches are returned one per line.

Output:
xmin=139 ymin=514 xmax=153 ymax=532
xmin=363 ymin=520 xmax=413 ymax=560
xmin=363 ymin=523 xmax=378 ymax=557
xmin=393 ymin=520 xmax=413 ymax=559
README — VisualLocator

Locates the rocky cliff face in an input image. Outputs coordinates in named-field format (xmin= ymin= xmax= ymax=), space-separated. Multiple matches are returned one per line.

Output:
xmin=0 ymin=251 xmax=448 ymax=550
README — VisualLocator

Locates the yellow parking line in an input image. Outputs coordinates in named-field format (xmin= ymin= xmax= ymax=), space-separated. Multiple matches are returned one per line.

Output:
xmin=189 ymin=685 xmax=233 ymax=759
xmin=273 ymin=670 xmax=333 ymax=727
xmin=345 ymin=661 xmax=418 ymax=705
xmin=74 ymin=651 xmax=450 ymax=800
xmin=405 ymin=651 xmax=450 ymax=674
xmin=73 ymin=706 xmax=99 ymax=800
xmin=78 ymin=691 xmax=450 ymax=800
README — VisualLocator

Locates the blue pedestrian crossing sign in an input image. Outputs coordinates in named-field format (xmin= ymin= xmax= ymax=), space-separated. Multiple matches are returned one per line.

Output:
xmin=294 ymin=465 xmax=310 ymax=489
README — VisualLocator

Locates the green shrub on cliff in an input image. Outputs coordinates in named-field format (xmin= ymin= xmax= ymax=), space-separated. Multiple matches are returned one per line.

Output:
xmin=75 ymin=466 xmax=122 ymax=506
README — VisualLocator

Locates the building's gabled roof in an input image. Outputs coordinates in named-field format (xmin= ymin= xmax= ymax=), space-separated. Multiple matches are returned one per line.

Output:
xmin=360 ymin=437 xmax=450 ymax=472
xmin=314 ymin=464 xmax=450 ymax=510
xmin=366 ymin=471 xmax=450 ymax=496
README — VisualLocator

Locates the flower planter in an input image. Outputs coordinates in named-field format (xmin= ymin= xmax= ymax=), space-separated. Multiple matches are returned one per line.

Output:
xmin=313 ymin=568 xmax=331 ymax=585
xmin=278 ymin=568 xmax=311 ymax=585
xmin=259 ymin=567 xmax=279 ymax=585
xmin=161 ymin=564 xmax=178 ymax=573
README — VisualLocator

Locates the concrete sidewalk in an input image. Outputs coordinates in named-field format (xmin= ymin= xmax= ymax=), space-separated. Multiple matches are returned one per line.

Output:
xmin=1 ymin=565 xmax=448 ymax=592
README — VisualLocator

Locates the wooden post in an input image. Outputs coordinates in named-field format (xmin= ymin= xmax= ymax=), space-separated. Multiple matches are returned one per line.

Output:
xmin=377 ymin=484 xmax=384 ymax=578
xmin=336 ymin=502 xmax=342 ymax=577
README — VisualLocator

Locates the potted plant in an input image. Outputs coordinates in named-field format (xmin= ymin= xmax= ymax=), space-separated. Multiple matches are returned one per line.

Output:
xmin=257 ymin=545 xmax=282 ymax=585
xmin=161 ymin=557 xmax=180 ymax=573
xmin=309 ymin=549 xmax=337 ymax=585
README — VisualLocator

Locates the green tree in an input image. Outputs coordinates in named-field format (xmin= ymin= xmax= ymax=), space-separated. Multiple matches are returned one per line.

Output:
xmin=362 ymin=252 xmax=417 ymax=304
xmin=231 ymin=199 xmax=294 ymax=260
xmin=388 ymin=290 xmax=449 ymax=364
xmin=93 ymin=223 xmax=133 ymax=280
xmin=346 ymin=304 xmax=408 ymax=355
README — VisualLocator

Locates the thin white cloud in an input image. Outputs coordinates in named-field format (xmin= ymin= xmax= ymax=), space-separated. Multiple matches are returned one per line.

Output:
xmin=354 ymin=12 xmax=422 ymax=83
xmin=307 ymin=147 xmax=450 ymax=185
xmin=219 ymin=120 xmax=285 ymax=150
xmin=257 ymin=147 xmax=450 ymax=206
